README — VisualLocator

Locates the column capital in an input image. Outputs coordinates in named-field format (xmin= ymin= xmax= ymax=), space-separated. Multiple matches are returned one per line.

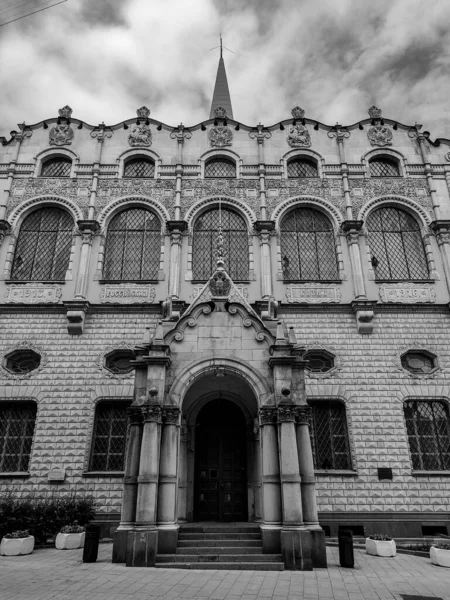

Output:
xmin=277 ymin=405 xmax=298 ymax=423
xmin=295 ymin=405 xmax=312 ymax=425
xmin=77 ymin=219 xmax=100 ymax=234
xmin=431 ymin=220 xmax=450 ymax=245
xmin=259 ymin=405 xmax=277 ymax=426
xmin=141 ymin=404 xmax=162 ymax=423
xmin=166 ymin=220 xmax=188 ymax=233
xmin=0 ymin=219 xmax=11 ymax=246
xmin=254 ymin=220 xmax=275 ymax=233
xmin=127 ymin=406 xmax=143 ymax=425
xmin=161 ymin=406 xmax=180 ymax=425
xmin=341 ymin=219 xmax=363 ymax=233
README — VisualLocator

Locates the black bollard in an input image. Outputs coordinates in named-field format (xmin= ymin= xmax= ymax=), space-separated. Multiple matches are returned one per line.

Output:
xmin=338 ymin=528 xmax=354 ymax=568
xmin=82 ymin=524 xmax=101 ymax=563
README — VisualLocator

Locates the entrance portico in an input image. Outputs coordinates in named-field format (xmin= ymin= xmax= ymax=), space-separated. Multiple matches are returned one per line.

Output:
xmin=112 ymin=267 xmax=326 ymax=570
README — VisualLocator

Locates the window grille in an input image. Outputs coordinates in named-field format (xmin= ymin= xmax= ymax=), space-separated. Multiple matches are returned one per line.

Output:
xmin=308 ymin=400 xmax=352 ymax=470
xmin=123 ymin=158 xmax=155 ymax=178
xmin=366 ymin=207 xmax=429 ymax=280
xmin=401 ymin=351 xmax=436 ymax=374
xmin=369 ymin=158 xmax=400 ymax=177
xmin=205 ymin=158 xmax=236 ymax=178
xmin=105 ymin=350 xmax=135 ymax=374
xmin=280 ymin=208 xmax=338 ymax=281
xmin=287 ymin=159 xmax=318 ymax=178
xmin=0 ymin=402 xmax=36 ymax=472
xmin=40 ymin=157 xmax=72 ymax=177
xmin=11 ymin=208 xmax=74 ymax=281
xmin=404 ymin=400 xmax=450 ymax=471
xmin=103 ymin=208 xmax=161 ymax=280
xmin=192 ymin=208 xmax=249 ymax=280
xmin=5 ymin=350 xmax=41 ymax=375
xmin=90 ymin=401 xmax=131 ymax=471
xmin=305 ymin=350 xmax=334 ymax=373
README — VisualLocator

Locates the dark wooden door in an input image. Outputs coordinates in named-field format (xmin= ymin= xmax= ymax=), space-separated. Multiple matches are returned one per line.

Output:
xmin=194 ymin=400 xmax=247 ymax=522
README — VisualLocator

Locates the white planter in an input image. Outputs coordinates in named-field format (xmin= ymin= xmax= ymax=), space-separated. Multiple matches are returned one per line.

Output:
xmin=0 ymin=535 xmax=35 ymax=556
xmin=430 ymin=546 xmax=450 ymax=567
xmin=55 ymin=531 xmax=85 ymax=550
xmin=365 ymin=538 xmax=396 ymax=557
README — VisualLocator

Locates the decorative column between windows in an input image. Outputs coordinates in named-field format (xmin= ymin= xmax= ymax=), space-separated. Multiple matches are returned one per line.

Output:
xmin=409 ymin=126 xmax=441 ymax=219
xmin=90 ymin=125 xmax=113 ymax=221
xmin=170 ymin=123 xmax=191 ymax=221
xmin=249 ymin=123 xmax=271 ymax=220
xmin=166 ymin=220 xmax=187 ymax=300
xmin=328 ymin=124 xmax=353 ymax=220
xmin=254 ymin=220 xmax=275 ymax=301
xmin=430 ymin=220 xmax=450 ymax=297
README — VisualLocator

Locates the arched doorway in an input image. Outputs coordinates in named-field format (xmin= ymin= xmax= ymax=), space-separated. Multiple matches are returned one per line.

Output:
xmin=194 ymin=398 xmax=248 ymax=522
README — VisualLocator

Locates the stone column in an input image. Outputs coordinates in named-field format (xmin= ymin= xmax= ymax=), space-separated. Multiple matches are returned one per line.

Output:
xmin=127 ymin=401 xmax=162 ymax=567
xmin=431 ymin=220 xmax=450 ymax=295
xmin=259 ymin=406 xmax=282 ymax=553
xmin=157 ymin=406 xmax=180 ymax=554
xmin=112 ymin=406 xmax=143 ymax=563
xmin=166 ymin=221 xmax=187 ymax=300
xmin=254 ymin=221 xmax=275 ymax=300
xmin=277 ymin=402 xmax=312 ymax=570
xmin=177 ymin=422 xmax=189 ymax=523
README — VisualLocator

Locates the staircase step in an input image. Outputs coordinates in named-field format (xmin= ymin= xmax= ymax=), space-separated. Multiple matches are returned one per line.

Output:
xmin=178 ymin=539 xmax=261 ymax=548
xmin=180 ymin=526 xmax=260 ymax=534
xmin=155 ymin=561 xmax=284 ymax=571
xmin=179 ymin=532 xmax=261 ymax=541
xmin=158 ymin=554 xmax=282 ymax=563
xmin=178 ymin=546 xmax=264 ymax=555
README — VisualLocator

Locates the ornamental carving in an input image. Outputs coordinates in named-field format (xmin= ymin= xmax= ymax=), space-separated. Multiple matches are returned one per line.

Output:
xmin=209 ymin=124 xmax=233 ymax=147
xmin=0 ymin=340 xmax=49 ymax=380
xmin=259 ymin=406 xmax=277 ymax=426
xmin=95 ymin=179 xmax=175 ymax=217
xmin=287 ymin=123 xmax=311 ymax=148
xmin=49 ymin=123 xmax=74 ymax=146
xmin=291 ymin=106 xmax=306 ymax=120
xmin=277 ymin=405 xmax=297 ymax=423
xmin=162 ymin=406 xmax=180 ymax=425
xmin=128 ymin=122 xmax=152 ymax=147
xmin=8 ymin=179 xmax=90 ymax=218
xmin=94 ymin=341 xmax=136 ymax=380
xmin=367 ymin=124 xmax=393 ymax=147
xmin=5 ymin=284 xmax=62 ymax=304
xmin=379 ymin=283 xmax=436 ymax=304
xmin=141 ymin=405 xmax=162 ymax=423
xmin=99 ymin=284 xmax=156 ymax=304
xmin=127 ymin=406 xmax=143 ymax=425
xmin=285 ymin=284 xmax=341 ymax=304
xmin=210 ymin=271 xmax=231 ymax=297
xmin=295 ymin=405 xmax=312 ymax=424
xmin=136 ymin=106 xmax=150 ymax=119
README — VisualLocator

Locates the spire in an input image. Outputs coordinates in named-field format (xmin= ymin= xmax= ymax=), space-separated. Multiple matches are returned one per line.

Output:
xmin=209 ymin=36 xmax=234 ymax=120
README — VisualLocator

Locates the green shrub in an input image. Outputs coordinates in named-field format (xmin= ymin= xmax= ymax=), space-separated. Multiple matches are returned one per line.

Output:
xmin=369 ymin=533 xmax=392 ymax=541
xmin=0 ymin=491 xmax=96 ymax=543
xmin=4 ymin=530 xmax=30 ymax=539
xmin=60 ymin=522 xmax=85 ymax=534
xmin=434 ymin=543 xmax=450 ymax=550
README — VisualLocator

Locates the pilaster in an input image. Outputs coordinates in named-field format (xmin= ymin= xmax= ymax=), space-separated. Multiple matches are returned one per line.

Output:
xmin=431 ymin=220 xmax=450 ymax=297
xmin=254 ymin=220 xmax=275 ymax=300
xmin=166 ymin=220 xmax=187 ymax=300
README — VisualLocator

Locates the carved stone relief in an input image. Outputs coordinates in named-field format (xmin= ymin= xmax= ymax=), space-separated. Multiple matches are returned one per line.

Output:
xmin=49 ymin=106 xmax=74 ymax=146
xmin=287 ymin=124 xmax=311 ymax=148
xmin=285 ymin=283 xmax=341 ymax=303
xmin=265 ymin=178 xmax=345 ymax=218
xmin=99 ymin=284 xmax=156 ymax=304
xmin=180 ymin=179 xmax=259 ymax=216
xmin=8 ymin=179 xmax=90 ymax=218
xmin=128 ymin=123 xmax=152 ymax=147
xmin=209 ymin=106 xmax=233 ymax=147
xmin=367 ymin=124 xmax=393 ymax=147
xmin=379 ymin=282 xmax=436 ymax=304
xmin=5 ymin=283 xmax=62 ymax=304
xmin=96 ymin=179 xmax=176 ymax=218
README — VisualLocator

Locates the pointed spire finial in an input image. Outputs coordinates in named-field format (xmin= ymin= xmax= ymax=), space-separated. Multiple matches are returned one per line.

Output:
xmin=209 ymin=37 xmax=234 ymax=120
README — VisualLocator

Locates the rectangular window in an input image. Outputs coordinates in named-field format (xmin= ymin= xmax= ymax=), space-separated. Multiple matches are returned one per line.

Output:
xmin=404 ymin=400 xmax=450 ymax=471
xmin=308 ymin=400 xmax=352 ymax=470
xmin=0 ymin=402 xmax=36 ymax=472
xmin=90 ymin=401 xmax=131 ymax=471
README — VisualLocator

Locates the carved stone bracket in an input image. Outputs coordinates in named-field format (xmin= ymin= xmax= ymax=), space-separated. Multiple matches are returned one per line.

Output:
xmin=352 ymin=300 xmax=376 ymax=335
xmin=162 ymin=406 xmax=180 ymax=425
xmin=431 ymin=220 xmax=450 ymax=245
xmin=249 ymin=123 xmax=271 ymax=144
xmin=259 ymin=406 xmax=277 ymax=426
xmin=64 ymin=300 xmax=89 ymax=335
xmin=0 ymin=219 xmax=11 ymax=246
xmin=166 ymin=220 xmax=188 ymax=234
xmin=170 ymin=124 xmax=192 ymax=144
xmin=341 ymin=220 xmax=363 ymax=245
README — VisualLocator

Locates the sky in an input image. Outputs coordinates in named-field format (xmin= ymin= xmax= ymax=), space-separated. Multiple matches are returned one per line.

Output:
xmin=1 ymin=0 xmax=450 ymax=138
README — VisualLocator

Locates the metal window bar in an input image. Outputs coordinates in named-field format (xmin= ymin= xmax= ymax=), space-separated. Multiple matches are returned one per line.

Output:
xmin=205 ymin=158 xmax=236 ymax=178
xmin=308 ymin=401 xmax=352 ymax=470
xmin=40 ymin=157 xmax=72 ymax=177
xmin=90 ymin=402 xmax=131 ymax=471
xmin=369 ymin=159 xmax=400 ymax=177
xmin=123 ymin=158 xmax=155 ymax=178
xmin=0 ymin=402 xmax=37 ymax=472
xmin=287 ymin=159 xmax=318 ymax=178
xmin=404 ymin=401 xmax=450 ymax=471
xmin=103 ymin=208 xmax=161 ymax=280
xmin=192 ymin=208 xmax=249 ymax=280
xmin=11 ymin=208 xmax=74 ymax=281
xmin=280 ymin=208 xmax=338 ymax=280
xmin=367 ymin=207 xmax=429 ymax=280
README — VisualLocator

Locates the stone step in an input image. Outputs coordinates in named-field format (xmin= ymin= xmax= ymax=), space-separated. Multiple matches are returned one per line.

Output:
xmin=178 ymin=539 xmax=261 ymax=548
xmin=180 ymin=525 xmax=260 ymax=534
xmin=179 ymin=532 xmax=261 ymax=541
xmin=155 ymin=561 xmax=284 ymax=571
xmin=158 ymin=554 xmax=283 ymax=563
xmin=178 ymin=546 xmax=264 ymax=555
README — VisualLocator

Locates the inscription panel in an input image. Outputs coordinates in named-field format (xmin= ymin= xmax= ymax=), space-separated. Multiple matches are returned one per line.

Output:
xmin=379 ymin=283 xmax=436 ymax=304
xmin=285 ymin=283 xmax=341 ymax=303
xmin=100 ymin=284 xmax=156 ymax=304
xmin=5 ymin=284 xmax=62 ymax=304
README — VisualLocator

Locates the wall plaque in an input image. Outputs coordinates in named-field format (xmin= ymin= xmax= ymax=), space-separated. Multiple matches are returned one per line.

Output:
xmin=379 ymin=283 xmax=436 ymax=303
xmin=100 ymin=284 xmax=156 ymax=304
xmin=285 ymin=284 xmax=341 ymax=303
xmin=5 ymin=284 xmax=62 ymax=304
xmin=48 ymin=469 xmax=65 ymax=483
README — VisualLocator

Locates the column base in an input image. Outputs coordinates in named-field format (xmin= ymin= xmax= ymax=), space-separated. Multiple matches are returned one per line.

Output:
xmin=281 ymin=527 xmax=313 ymax=570
xmin=309 ymin=529 xmax=327 ymax=568
xmin=260 ymin=525 xmax=281 ymax=554
xmin=112 ymin=529 xmax=129 ymax=563
xmin=126 ymin=529 xmax=158 ymax=567
xmin=157 ymin=526 xmax=179 ymax=554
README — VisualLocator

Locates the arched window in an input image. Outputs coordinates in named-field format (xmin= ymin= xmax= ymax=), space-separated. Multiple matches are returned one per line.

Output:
xmin=308 ymin=400 xmax=352 ymax=470
xmin=404 ymin=400 xmax=450 ymax=471
xmin=280 ymin=207 xmax=338 ymax=281
xmin=366 ymin=206 xmax=429 ymax=280
xmin=89 ymin=401 xmax=131 ymax=472
xmin=123 ymin=157 xmax=155 ymax=178
xmin=40 ymin=157 xmax=72 ymax=177
xmin=205 ymin=158 xmax=236 ymax=178
xmin=369 ymin=157 xmax=400 ymax=177
xmin=287 ymin=158 xmax=318 ymax=178
xmin=0 ymin=402 xmax=37 ymax=472
xmin=11 ymin=207 xmax=74 ymax=281
xmin=192 ymin=207 xmax=248 ymax=280
xmin=103 ymin=208 xmax=161 ymax=280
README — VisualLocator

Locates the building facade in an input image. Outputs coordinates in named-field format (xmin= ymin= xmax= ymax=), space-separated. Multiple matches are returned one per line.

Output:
xmin=1 ymin=57 xmax=450 ymax=569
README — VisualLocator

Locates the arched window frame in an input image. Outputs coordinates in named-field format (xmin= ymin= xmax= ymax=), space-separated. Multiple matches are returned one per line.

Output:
xmin=402 ymin=397 xmax=450 ymax=473
xmin=101 ymin=205 xmax=164 ymax=282
xmin=199 ymin=149 xmax=242 ymax=179
xmin=33 ymin=148 xmax=78 ymax=178
xmin=306 ymin=397 xmax=355 ymax=473
xmin=361 ymin=148 xmax=406 ymax=178
xmin=281 ymin=149 xmax=324 ymax=179
xmin=362 ymin=200 xmax=436 ymax=282
xmin=273 ymin=199 xmax=345 ymax=282
xmin=184 ymin=197 xmax=255 ymax=282
xmin=85 ymin=398 xmax=132 ymax=475
xmin=4 ymin=199 xmax=79 ymax=282
xmin=0 ymin=399 xmax=38 ymax=474
xmin=117 ymin=148 xmax=160 ymax=179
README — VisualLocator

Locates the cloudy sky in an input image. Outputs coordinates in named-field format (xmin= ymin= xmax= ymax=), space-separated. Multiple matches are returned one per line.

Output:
xmin=1 ymin=0 xmax=450 ymax=138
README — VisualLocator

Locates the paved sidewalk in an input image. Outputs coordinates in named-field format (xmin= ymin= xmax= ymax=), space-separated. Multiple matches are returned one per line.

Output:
xmin=1 ymin=543 xmax=450 ymax=600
